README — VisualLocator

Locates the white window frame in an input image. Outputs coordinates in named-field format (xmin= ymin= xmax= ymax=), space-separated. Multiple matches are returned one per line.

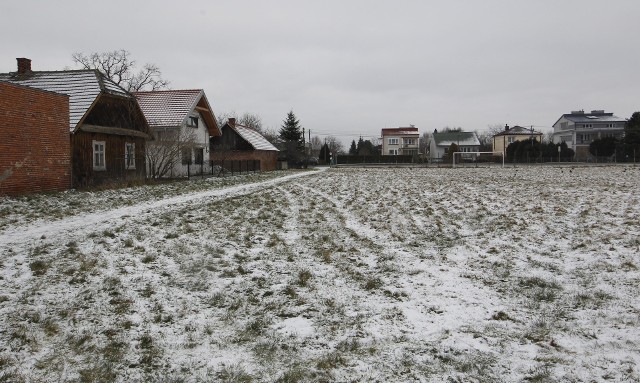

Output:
xmin=93 ymin=140 xmax=106 ymax=171
xmin=389 ymin=149 xmax=398 ymax=155
xmin=125 ymin=142 xmax=136 ymax=169
xmin=388 ymin=138 xmax=399 ymax=145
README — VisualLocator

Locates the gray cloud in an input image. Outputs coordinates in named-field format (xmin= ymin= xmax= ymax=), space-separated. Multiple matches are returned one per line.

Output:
xmin=2 ymin=0 xmax=639 ymax=143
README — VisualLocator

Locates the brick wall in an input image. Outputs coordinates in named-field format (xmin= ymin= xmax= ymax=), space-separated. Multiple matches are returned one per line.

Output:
xmin=0 ymin=82 xmax=71 ymax=196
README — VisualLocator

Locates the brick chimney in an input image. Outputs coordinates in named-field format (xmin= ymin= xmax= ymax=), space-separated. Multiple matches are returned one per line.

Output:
xmin=228 ymin=118 xmax=236 ymax=127
xmin=17 ymin=58 xmax=32 ymax=74
xmin=505 ymin=124 xmax=510 ymax=131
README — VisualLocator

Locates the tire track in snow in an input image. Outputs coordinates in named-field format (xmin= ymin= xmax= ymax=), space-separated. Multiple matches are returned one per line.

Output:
xmin=274 ymin=187 xmax=302 ymax=246
xmin=293 ymin=179 xmax=506 ymax=343
xmin=0 ymin=169 xmax=328 ymax=248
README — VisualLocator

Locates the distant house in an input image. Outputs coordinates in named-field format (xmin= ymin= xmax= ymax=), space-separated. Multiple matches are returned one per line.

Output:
xmin=0 ymin=58 xmax=151 ymax=187
xmin=134 ymin=89 xmax=221 ymax=178
xmin=492 ymin=125 xmax=543 ymax=154
xmin=552 ymin=110 xmax=626 ymax=160
xmin=210 ymin=118 xmax=279 ymax=172
xmin=429 ymin=131 xmax=480 ymax=160
xmin=381 ymin=127 xmax=419 ymax=155
xmin=0 ymin=81 xmax=70 ymax=195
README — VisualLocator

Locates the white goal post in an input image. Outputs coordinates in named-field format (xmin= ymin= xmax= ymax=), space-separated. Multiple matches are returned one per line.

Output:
xmin=452 ymin=151 xmax=504 ymax=168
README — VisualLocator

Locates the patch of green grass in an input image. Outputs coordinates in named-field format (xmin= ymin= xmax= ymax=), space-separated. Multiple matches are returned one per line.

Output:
xmin=29 ymin=260 xmax=50 ymax=276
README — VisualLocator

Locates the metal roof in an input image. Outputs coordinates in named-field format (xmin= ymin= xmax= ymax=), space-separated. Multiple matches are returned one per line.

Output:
xmin=432 ymin=131 xmax=480 ymax=147
xmin=232 ymin=124 xmax=278 ymax=151
xmin=134 ymin=89 xmax=220 ymax=136
xmin=552 ymin=111 xmax=626 ymax=127
xmin=0 ymin=69 xmax=130 ymax=132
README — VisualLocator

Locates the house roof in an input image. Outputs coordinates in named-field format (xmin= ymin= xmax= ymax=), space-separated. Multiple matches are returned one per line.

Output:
xmin=493 ymin=125 xmax=543 ymax=137
xmin=432 ymin=131 xmax=480 ymax=147
xmin=381 ymin=127 xmax=419 ymax=136
xmin=0 ymin=69 xmax=130 ymax=132
xmin=228 ymin=122 xmax=278 ymax=151
xmin=552 ymin=110 xmax=626 ymax=127
xmin=134 ymin=89 xmax=221 ymax=136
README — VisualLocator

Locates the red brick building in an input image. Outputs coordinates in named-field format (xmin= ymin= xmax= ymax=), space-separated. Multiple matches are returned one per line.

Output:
xmin=0 ymin=58 xmax=150 ymax=188
xmin=0 ymin=81 xmax=71 ymax=195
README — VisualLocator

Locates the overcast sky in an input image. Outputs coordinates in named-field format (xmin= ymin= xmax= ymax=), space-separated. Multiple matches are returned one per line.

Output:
xmin=2 ymin=0 xmax=639 ymax=144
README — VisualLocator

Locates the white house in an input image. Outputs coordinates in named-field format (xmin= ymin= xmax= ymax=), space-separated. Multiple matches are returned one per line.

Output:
xmin=552 ymin=109 xmax=625 ymax=160
xmin=429 ymin=131 xmax=480 ymax=161
xmin=381 ymin=127 xmax=419 ymax=155
xmin=134 ymin=89 xmax=221 ymax=178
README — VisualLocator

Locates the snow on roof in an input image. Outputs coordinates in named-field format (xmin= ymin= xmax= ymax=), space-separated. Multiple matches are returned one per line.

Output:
xmin=134 ymin=89 xmax=204 ymax=128
xmin=552 ymin=110 xmax=626 ymax=127
xmin=493 ymin=126 xmax=543 ymax=137
xmin=232 ymin=124 xmax=278 ymax=151
xmin=0 ymin=69 xmax=129 ymax=132
xmin=432 ymin=131 xmax=480 ymax=147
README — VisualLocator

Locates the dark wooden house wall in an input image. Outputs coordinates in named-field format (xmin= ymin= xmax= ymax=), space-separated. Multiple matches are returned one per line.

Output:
xmin=210 ymin=125 xmax=278 ymax=171
xmin=210 ymin=125 xmax=254 ymax=151
xmin=71 ymin=95 xmax=148 ymax=187
xmin=71 ymin=131 xmax=146 ymax=186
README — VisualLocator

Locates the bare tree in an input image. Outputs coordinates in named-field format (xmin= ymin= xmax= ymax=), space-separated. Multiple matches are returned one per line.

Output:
xmin=215 ymin=111 xmax=238 ymax=130
xmin=419 ymin=131 xmax=430 ymax=155
xmin=476 ymin=123 xmax=505 ymax=152
xmin=239 ymin=113 xmax=263 ymax=133
xmin=310 ymin=136 xmax=323 ymax=156
xmin=72 ymin=50 xmax=169 ymax=91
xmin=325 ymin=136 xmax=345 ymax=155
xmin=146 ymin=128 xmax=197 ymax=179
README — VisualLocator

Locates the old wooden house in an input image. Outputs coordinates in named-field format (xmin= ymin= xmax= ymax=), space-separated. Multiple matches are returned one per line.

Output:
xmin=0 ymin=58 xmax=150 ymax=187
xmin=210 ymin=118 xmax=279 ymax=172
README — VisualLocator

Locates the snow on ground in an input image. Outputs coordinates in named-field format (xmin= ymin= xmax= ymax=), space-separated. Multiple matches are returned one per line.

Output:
xmin=0 ymin=166 xmax=639 ymax=382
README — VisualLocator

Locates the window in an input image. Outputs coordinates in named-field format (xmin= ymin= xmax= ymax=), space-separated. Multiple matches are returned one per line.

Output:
xmin=182 ymin=148 xmax=192 ymax=165
xmin=388 ymin=149 xmax=398 ymax=155
xmin=582 ymin=124 xmax=593 ymax=128
xmin=605 ymin=123 xmax=616 ymax=128
xmin=93 ymin=141 xmax=106 ymax=171
xmin=444 ymin=148 xmax=449 ymax=154
xmin=404 ymin=138 xmax=416 ymax=145
xmin=194 ymin=148 xmax=204 ymax=165
xmin=507 ymin=137 xmax=515 ymax=144
xmin=188 ymin=116 xmax=199 ymax=128
xmin=125 ymin=143 xmax=135 ymax=169
xmin=388 ymin=138 xmax=399 ymax=145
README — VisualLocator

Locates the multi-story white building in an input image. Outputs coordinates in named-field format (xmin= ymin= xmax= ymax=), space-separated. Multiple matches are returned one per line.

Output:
xmin=552 ymin=110 xmax=625 ymax=160
xmin=381 ymin=127 xmax=419 ymax=155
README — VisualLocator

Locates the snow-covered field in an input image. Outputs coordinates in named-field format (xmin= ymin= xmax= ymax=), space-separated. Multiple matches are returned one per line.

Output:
xmin=1 ymin=166 xmax=639 ymax=382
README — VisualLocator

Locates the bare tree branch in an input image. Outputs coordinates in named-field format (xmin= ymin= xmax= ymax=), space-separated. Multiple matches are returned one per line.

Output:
xmin=72 ymin=50 xmax=169 ymax=92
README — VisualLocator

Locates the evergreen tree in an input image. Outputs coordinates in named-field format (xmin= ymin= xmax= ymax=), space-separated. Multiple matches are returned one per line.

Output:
xmin=358 ymin=139 xmax=374 ymax=156
xmin=624 ymin=111 xmax=640 ymax=160
xmin=279 ymin=111 xmax=303 ymax=143
xmin=589 ymin=137 xmax=617 ymax=158
xmin=349 ymin=140 xmax=357 ymax=155
xmin=319 ymin=143 xmax=330 ymax=164
xmin=278 ymin=111 xmax=304 ymax=164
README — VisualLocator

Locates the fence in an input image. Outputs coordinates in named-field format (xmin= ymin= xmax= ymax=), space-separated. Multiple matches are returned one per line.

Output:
xmin=337 ymin=155 xmax=425 ymax=164
xmin=210 ymin=159 xmax=261 ymax=176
